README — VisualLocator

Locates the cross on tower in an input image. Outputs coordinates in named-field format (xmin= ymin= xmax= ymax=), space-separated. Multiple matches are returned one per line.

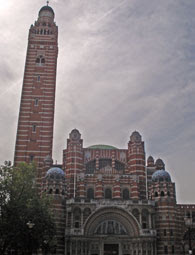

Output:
xmin=47 ymin=1 xmax=49 ymax=6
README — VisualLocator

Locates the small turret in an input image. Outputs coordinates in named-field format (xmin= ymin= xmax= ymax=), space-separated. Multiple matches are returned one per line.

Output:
xmin=147 ymin=156 xmax=155 ymax=167
xmin=130 ymin=131 xmax=142 ymax=143
xmin=128 ymin=131 xmax=146 ymax=199
xmin=155 ymin=158 xmax=165 ymax=170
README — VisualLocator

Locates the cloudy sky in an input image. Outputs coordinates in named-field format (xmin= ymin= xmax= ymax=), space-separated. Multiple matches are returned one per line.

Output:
xmin=0 ymin=0 xmax=195 ymax=203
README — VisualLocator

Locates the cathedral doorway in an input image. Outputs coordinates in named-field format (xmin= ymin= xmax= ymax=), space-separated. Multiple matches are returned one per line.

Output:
xmin=104 ymin=244 xmax=119 ymax=255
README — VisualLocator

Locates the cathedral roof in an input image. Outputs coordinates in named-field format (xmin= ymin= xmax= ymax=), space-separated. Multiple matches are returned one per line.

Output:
xmin=152 ymin=169 xmax=171 ymax=182
xmin=39 ymin=5 xmax=54 ymax=16
xmin=46 ymin=167 xmax=65 ymax=179
xmin=87 ymin=144 xmax=118 ymax=150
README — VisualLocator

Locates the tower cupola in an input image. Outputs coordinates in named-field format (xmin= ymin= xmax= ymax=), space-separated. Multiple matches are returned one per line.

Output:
xmin=130 ymin=131 xmax=142 ymax=143
xmin=147 ymin=156 xmax=154 ymax=167
xmin=38 ymin=3 xmax=55 ymax=22
xmin=155 ymin=158 xmax=165 ymax=170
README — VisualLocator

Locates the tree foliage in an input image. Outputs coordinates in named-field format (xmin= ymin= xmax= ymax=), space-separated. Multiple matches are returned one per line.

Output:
xmin=0 ymin=162 xmax=56 ymax=254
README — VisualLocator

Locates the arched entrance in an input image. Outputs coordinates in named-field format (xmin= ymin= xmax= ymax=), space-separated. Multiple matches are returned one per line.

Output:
xmin=83 ymin=206 xmax=154 ymax=255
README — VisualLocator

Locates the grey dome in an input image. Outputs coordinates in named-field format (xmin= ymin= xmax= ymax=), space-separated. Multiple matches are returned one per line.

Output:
xmin=39 ymin=6 xmax=54 ymax=16
xmin=152 ymin=169 xmax=171 ymax=182
xmin=46 ymin=167 xmax=65 ymax=179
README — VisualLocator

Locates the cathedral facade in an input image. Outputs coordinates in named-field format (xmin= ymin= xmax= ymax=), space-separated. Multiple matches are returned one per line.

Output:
xmin=14 ymin=5 xmax=195 ymax=255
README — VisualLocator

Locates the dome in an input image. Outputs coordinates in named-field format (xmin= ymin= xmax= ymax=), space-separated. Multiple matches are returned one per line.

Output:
xmin=39 ymin=5 xmax=55 ymax=16
xmin=152 ymin=169 xmax=171 ymax=182
xmin=46 ymin=167 xmax=65 ymax=179
xmin=130 ymin=131 xmax=142 ymax=142
xmin=87 ymin=144 xmax=118 ymax=150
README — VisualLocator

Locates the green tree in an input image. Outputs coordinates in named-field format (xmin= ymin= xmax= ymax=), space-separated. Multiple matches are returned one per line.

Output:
xmin=0 ymin=162 xmax=56 ymax=254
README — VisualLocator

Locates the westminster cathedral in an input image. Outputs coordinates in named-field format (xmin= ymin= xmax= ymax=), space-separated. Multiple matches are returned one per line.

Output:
xmin=14 ymin=4 xmax=195 ymax=255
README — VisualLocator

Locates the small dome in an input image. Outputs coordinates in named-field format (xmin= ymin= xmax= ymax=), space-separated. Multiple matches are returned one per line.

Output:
xmin=152 ymin=169 xmax=171 ymax=182
xmin=130 ymin=131 xmax=142 ymax=142
xmin=46 ymin=167 xmax=65 ymax=179
xmin=39 ymin=5 xmax=55 ymax=16
xmin=155 ymin=158 xmax=165 ymax=170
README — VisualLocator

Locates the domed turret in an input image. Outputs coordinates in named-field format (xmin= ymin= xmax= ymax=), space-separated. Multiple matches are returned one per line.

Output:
xmin=152 ymin=169 xmax=171 ymax=182
xmin=155 ymin=158 xmax=165 ymax=170
xmin=69 ymin=129 xmax=81 ymax=141
xmin=46 ymin=167 xmax=65 ymax=180
xmin=147 ymin=156 xmax=154 ymax=167
xmin=39 ymin=5 xmax=55 ymax=16
xmin=130 ymin=131 xmax=142 ymax=143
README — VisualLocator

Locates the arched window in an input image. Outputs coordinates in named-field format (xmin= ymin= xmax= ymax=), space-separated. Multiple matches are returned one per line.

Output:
xmin=122 ymin=189 xmax=129 ymax=200
xmin=48 ymin=189 xmax=53 ymax=194
xmin=87 ymin=188 xmax=94 ymax=199
xmin=142 ymin=209 xmax=149 ymax=229
xmin=55 ymin=189 xmax=59 ymax=194
xmin=83 ymin=208 xmax=91 ymax=223
xmin=35 ymin=55 xmax=45 ymax=66
xmin=41 ymin=58 xmax=45 ymax=64
xmin=161 ymin=191 xmax=165 ymax=197
xmin=32 ymin=124 xmax=36 ymax=132
xmin=132 ymin=208 xmax=140 ymax=223
xmin=29 ymin=155 xmax=34 ymax=162
xmin=155 ymin=192 xmax=158 ymax=197
xmin=167 ymin=191 xmax=170 ymax=196
xmin=86 ymin=160 xmax=95 ymax=174
xmin=73 ymin=207 xmax=81 ymax=228
xmin=36 ymin=57 xmax=40 ymax=63
xmin=105 ymin=188 xmax=112 ymax=199
xmin=34 ymin=98 xmax=39 ymax=106
xmin=186 ymin=211 xmax=191 ymax=218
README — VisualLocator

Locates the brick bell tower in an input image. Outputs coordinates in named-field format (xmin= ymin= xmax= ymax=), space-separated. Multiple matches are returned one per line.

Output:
xmin=14 ymin=4 xmax=58 ymax=177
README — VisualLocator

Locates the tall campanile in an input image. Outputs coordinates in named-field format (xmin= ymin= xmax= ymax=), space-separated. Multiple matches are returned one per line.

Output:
xmin=14 ymin=4 xmax=58 ymax=175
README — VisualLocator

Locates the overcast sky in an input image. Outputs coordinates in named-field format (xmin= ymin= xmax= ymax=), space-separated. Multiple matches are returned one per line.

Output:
xmin=0 ymin=0 xmax=195 ymax=203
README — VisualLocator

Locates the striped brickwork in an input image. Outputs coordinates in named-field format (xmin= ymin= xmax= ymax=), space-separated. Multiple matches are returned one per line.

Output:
xmin=149 ymin=181 xmax=181 ymax=254
xmin=127 ymin=134 xmax=146 ymax=200
xmin=14 ymin=8 xmax=58 ymax=181
xmin=63 ymin=130 xmax=84 ymax=198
